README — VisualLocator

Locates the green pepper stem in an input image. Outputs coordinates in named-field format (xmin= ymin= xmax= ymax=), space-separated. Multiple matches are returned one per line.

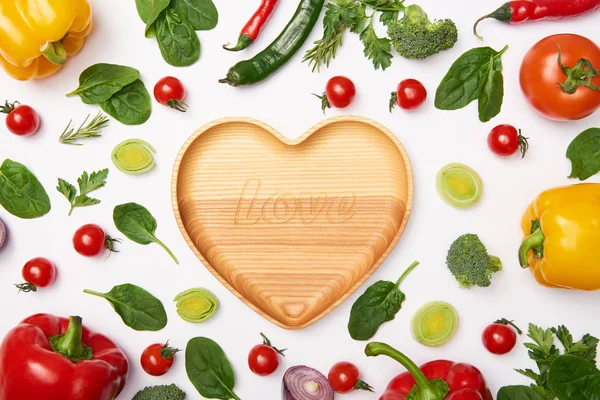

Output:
xmin=223 ymin=34 xmax=253 ymax=52
xmin=365 ymin=342 xmax=443 ymax=400
xmin=50 ymin=316 xmax=93 ymax=363
xmin=395 ymin=261 xmax=420 ymax=288
xmin=40 ymin=41 xmax=67 ymax=65
xmin=518 ymin=227 xmax=545 ymax=268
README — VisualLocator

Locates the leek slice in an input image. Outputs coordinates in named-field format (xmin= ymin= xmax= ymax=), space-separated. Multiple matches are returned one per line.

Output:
xmin=411 ymin=301 xmax=458 ymax=347
xmin=436 ymin=163 xmax=483 ymax=208
xmin=174 ymin=288 xmax=219 ymax=323
xmin=111 ymin=139 xmax=156 ymax=174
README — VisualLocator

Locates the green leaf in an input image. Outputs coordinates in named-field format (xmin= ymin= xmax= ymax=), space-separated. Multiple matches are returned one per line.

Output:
xmin=78 ymin=168 xmax=108 ymax=195
xmin=57 ymin=169 xmax=108 ymax=216
xmin=380 ymin=10 xmax=399 ymax=26
xmin=171 ymin=0 xmax=218 ymax=31
xmin=155 ymin=8 xmax=201 ymax=67
xmin=0 ymin=159 xmax=51 ymax=219
xmin=359 ymin=22 xmax=392 ymax=71
xmin=83 ymin=284 xmax=167 ymax=331
xmin=185 ymin=337 xmax=240 ymax=400
xmin=56 ymin=178 xmax=77 ymax=204
xmin=548 ymin=355 xmax=600 ymax=400
xmin=113 ymin=202 xmax=179 ymax=264
xmin=66 ymin=63 xmax=140 ymax=104
xmin=100 ymin=80 xmax=151 ymax=125
xmin=566 ymin=128 xmax=600 ymax=181
xmin=498 ymin=386 xmax=547 ymax=400
xmin=135 ymin=0 xmax=170 ymax=34
xmin=478 ymin=54 xmax=504 ymax=122
xmin=73 ymin=195 xmax=101 ymax=208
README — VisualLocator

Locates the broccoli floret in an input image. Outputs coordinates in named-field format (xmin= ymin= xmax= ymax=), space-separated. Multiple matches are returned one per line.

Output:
xmin=446 ymin=234 xmax=502 ymax=288
xmin=133 ymin=384 xmax=186 ymax=400
xmin=387 ymin=5 xmax=458 ymax=60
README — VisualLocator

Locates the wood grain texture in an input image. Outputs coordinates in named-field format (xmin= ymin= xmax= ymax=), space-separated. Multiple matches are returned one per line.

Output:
xmin=171 ymin=116 xmax=413 ymax=329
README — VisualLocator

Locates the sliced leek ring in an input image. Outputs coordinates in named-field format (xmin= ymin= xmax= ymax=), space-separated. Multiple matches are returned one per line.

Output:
xmin=411 ymin=301 xmax=459 ymax=347
xmin=111 ymin=139 xmax=156 ymax=174
xmin=436 ymin=163 xmax=483 ymax=208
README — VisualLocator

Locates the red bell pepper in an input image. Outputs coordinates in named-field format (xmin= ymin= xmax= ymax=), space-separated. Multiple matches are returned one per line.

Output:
xmin=0 ymin=314 xmax=128 ymax=400
xmin=366 ymin=342 xmax=492 ymax=400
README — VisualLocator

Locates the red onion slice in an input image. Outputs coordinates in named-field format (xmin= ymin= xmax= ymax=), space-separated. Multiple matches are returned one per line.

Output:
xmin=0 ymin=218 xmax=5 ymax=248
xmin=282 ymin=366 xmax=334 ymax=400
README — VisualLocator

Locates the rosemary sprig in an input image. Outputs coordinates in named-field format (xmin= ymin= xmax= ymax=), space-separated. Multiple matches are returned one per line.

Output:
xmin=59 ymin=112 xmax=110 ymax=145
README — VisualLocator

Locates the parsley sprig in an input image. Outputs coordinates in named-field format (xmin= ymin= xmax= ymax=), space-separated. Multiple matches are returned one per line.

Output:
xmin=303 ymin=0 xmax=404 ymax=71
xmin=57 ymin=169 xmax=109 ymax=216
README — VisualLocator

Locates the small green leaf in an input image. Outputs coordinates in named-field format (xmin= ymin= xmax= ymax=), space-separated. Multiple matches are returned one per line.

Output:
xmin=478 ymin=54 xmax=504 ymax=122
xmin=57 ymin=178 xmax=77 ymax=204
xmin=78 ymin=168 xmax=109 ymax=195
xmin=359 ymin=21 xmax=392 ymax=71
xmin=73 ymin=195 xmax=101 ymax=208
xmin=99 ymin=80 xmax=151 ymax=125
xmin=171 ymin=0 xmax=218 ymax=31
xmin=134 ymin=0 xmax=170 ymax=34
xmin=0 ymin=159 xmax=51 ymax=219
xmin=66 ymin=64 xmax=140 ymax=104
xmin=155 ymin=8 xmax=201 ymax=67
xmin=56 ymin=169 xmax=108 ymax=216
xmin=498 ymin=386 xmax=547 ymax=400
xmin=566 ymin=128 xmax=600 ymax=181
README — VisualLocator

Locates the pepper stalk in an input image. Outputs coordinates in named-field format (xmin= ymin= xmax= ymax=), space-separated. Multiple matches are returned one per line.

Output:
xmin=50 ymin=316 xmax=93 ymax=363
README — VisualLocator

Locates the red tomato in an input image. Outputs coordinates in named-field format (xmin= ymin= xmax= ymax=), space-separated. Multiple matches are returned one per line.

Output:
xmin=2 ymin=102 xmax=40 ymax=136
xmin=482 ymin=323 xmax=517 ymax=355
xmin=73 ymin=224 xmax=118 ymax=257
xmin=395 ymin=79 xmax=427 ymax=110
xmin=325 ymin=76 xmax=356 ymax=108
xmin=520 ymin=34 xmax=600 ymax=121
xmin=154 ymin=76 xmax=187 ymax=112
xmin=445 ymin=363 xmax=487 ymax=397
xmin=18 ymin=257 xmax=56 ymax=292
xmin=328 ymin=361 xmax=372 ymax=394
xmin=446 ymin=388 xmax=483 ymax=400
xmin=487 ymin=124 xmax=529 ymax=158
xmin=140 ymin=342 xmax=179 ymax=376
xmin=248 ymin=343 xmax=280 ymax=376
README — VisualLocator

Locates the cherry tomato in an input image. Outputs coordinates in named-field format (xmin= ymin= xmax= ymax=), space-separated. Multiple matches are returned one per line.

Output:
xmin=487 ymin=124 xmax=529 ymax=158
xmin=248 ymin=333 xmax=285 ymax=376
xmin=445 ymin=363 xmax=487 ymax=397
xmin=446 ymin=388 xmax=483 ymax=400
xmin=520 ymin=34 xmax=600 ymax=121
xmin=17 ymin=257 xmax=56 ymax=292
xmin=328 ymin=361 xmax=372 ymax=394
xmin=393 ymin=79 xmax=427 ymax=111
xmin=2 ymin=102 xmax=40 ymax=136
xmin=73 ymin=224 xmax=118 ymax=257
xmin=482 ymin=321 xmax=519 ymax=355
xmin=316 ymin=76 xmax=356 ymax=112
xmin=154 ymin=76 xmax=187 ymax=112
xmin=140 ymin=342 xmax=180 ymax=376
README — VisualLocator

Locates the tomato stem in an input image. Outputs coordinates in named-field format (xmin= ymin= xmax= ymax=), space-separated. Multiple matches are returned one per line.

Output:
xmin=494 ymin=318 xmax=523 ymax=335
xmin=160 ymin=341 xmax=181 ymax=359
xmin=0 ymin=101 xmax=18 ymax=114
xmin=517 ymin=129 xmax=529 ymax=159
xmin=354 ymin=379 xmax=374 ymax=392
xmin=15 ymin=282 xmax=37 ymax=293
xmin=556 ymin=45 xmax=600 ymax=94
xmin=261 ymin=332 xmax=287 ymax=356
xmin=312 ymin=92 xmax=331 ymax=114
xmin=389 ymin=92 xmax=398 ymax=113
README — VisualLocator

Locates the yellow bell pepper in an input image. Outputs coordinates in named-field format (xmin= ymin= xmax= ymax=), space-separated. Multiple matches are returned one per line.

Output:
xmin=0 ymin=0 xmax=92 ymax=80
xmin=519 ymin=183 xmax=600 ymax=291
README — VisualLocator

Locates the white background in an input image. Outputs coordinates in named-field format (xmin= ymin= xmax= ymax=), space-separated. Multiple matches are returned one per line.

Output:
xmin=1 ymin=0 xmax=600 ymax=399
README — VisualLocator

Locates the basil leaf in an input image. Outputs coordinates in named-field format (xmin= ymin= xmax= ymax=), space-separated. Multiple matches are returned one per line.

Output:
xmin=83 ymin=284 xmax=167 ymax=331
xmin=171 ymin=0 xmax=218 ymax=31
xmin=478 ymin=54 xmax=504 ymax=122
xmin=135 ymin=0 xmax=170 ymax=34
xmin=113 ymin=202 xmax=179 ymax=264
xmin=155 ymin=8 xmax=201 ymax=67
xmin=186 ymin=337 xmax=240 ymax=400
xmin=0 ymin=159 xmax=50 ymax=219
xmin=66 ymin=63 xmax=140 ymax=104
xmin=348 ymin=261 xmax=419 ymax=340
xmin=497 ymin=386 xmax=547 ymax=400
xmin=548 ymin=355 xmax=600 ymax=400
xmin=566 ymin=128 xmax=600 ymax=181
xmin=100 ymin=80 xmax=151 ymax=125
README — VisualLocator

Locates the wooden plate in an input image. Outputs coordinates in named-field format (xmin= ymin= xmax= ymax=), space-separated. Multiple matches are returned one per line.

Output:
xmin=172 ymin=117 xmax=413 ymax=329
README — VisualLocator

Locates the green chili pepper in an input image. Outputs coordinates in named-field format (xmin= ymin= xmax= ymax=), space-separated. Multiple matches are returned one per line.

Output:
xmin=111 ymin=139 xmax=156 ymax=174
xmin=174 ymin=288 xmax=219 ymax=323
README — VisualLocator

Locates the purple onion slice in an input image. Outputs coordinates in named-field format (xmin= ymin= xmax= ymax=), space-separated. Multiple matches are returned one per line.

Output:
xmin=0 ymin=218 xmax=5 ymax=248
xmin=282 ymin=366 xmax=334 ymax=400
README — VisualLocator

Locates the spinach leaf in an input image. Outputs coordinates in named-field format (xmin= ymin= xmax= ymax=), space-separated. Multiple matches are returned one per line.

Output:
xmin=348 ymin=261 xmax=419 ymax=340
xmin=566 ymin=128 xmax=600 ymax=181
xmin=113 ymin=202 xmax=179 ymax=264
xmin=0 ymin=159 xmax=50 ymax=219
xmin=186 ymin=337 xmax=240 ymax=400
xmin=66 ymin=63 xmax=140 ymax=104
xmin=497 ymin=386 xmax=547 ymax=400
xmin=83 ymin=284 xmax=167 ymax=331
xmin=155 ymin=8 xmax=201 ymax=67
xmin=478 ymin=54 xmax=504 ymax=122
xmin=135 ymin=0 xmax=170 ymax=34
xmin=548 ymin=355 xmax=600 ymax=400
xmin=99 ymin=80 xmax=151 ymax=125
xmin=171 ymin=0 xmax=218 ymax=31
xmin=435 ymin=45 xmax=508 ymax=122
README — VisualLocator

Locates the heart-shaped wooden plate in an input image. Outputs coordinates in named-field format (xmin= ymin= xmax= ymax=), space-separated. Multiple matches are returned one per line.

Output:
xmin=172 ymin=117 xmax=413 ymax=329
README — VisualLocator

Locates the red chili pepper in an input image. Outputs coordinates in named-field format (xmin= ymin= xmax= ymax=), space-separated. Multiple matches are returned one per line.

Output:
xmin=0 ymin=314 xmax=128 ymax=400
xmin=366 ymin=342 xmax=490 ymax=400
xmin=224 ymin=0 xmax=279 ymax=51
xmin=474 ymin=0 xmax=600 ymax=39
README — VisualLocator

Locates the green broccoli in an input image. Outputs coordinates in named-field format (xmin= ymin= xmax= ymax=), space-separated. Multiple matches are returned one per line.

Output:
xmin=446 ymin=234 xmax=502 ymax=288
xmin=133 ymin=384 xmax=186 ymax=400
xmin=387 ymin=4 xmax=458 ymax=60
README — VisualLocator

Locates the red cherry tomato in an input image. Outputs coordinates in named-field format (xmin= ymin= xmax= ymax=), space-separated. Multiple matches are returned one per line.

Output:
xmin=482 ymin=323 xmax=518 ymax=355
xmin=17 ymin=257 xmax=56 ymax=292
xmin=140 ymin=342 xmax=179 ymax=376
xmin=248 ymin=333 xmax=285 ymax=376
xmin=328 ymin=361 xmax=372 ymax=394
xmin=394 ymin=79 xmax=427 ymax=110
xmin=318 ymin=76 xmax=356 ymax=111
xmin=2 ymin=102 xmax=40 ymax=136
xmin=154 ymin=76 xmax=187 ymax=112
xmin=73 ymin=224 xmax=118 ymax=257
xmin=445 ymin=363 xmax=487 ymax=397
xmin=446 ymin=388 xmax=483 ymax=400
xmin=487 ymin=125 xmax=529 ymax=158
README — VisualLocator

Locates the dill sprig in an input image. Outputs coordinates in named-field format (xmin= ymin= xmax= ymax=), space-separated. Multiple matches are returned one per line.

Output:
xmin=59 ymin=112 xmax=110 ymax=145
